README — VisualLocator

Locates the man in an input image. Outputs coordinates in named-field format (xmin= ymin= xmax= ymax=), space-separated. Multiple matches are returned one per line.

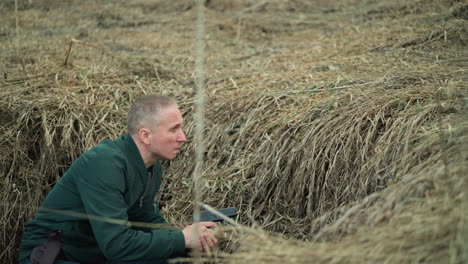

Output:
xmin=19 ymin=95 xmax=218 ymax=264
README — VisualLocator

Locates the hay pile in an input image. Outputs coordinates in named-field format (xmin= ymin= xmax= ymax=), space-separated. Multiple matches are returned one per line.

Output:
xmin=220 ymin=111 xmax=467 ymax=263
xmin=0 ymin=0 xmax=467 ymax=263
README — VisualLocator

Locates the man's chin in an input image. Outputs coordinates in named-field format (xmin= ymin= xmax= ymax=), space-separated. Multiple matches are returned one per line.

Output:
xmin=163 ymin=153 xmax=179 ymax=160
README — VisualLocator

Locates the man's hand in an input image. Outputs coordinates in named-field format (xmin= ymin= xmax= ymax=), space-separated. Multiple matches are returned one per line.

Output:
xmin=182 ymin=221 xmax=218 ymax=252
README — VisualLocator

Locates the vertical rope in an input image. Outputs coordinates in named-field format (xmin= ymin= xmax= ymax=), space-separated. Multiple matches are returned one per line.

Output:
xmin=192 ymin=0 xmax=205 ymax=256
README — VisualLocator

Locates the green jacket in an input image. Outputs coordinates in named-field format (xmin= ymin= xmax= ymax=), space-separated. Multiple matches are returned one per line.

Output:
xmin=19 ymin=135 xmax=186 ymax=263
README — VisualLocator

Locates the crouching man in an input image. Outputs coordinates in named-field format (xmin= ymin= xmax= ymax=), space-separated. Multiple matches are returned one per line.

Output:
xmin=19 ymin=95 xmax=218 ymax=264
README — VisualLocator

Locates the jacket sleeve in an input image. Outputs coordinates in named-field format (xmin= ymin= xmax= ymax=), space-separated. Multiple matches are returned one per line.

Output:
xmin=74 ymin=152 xmax=185 ymax=261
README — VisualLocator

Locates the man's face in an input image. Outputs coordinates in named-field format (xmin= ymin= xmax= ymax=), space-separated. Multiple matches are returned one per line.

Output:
xmin=148 ymin=104 xmax=187 ymax=160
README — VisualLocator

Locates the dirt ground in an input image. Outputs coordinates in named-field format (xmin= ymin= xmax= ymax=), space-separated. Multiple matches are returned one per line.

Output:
xmin=1 ymin=0 xmax=467 ymax=263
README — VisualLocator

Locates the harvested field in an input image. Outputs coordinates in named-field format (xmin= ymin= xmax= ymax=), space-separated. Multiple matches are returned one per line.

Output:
xmin=1 ymin=0 xmax=467 ymax=263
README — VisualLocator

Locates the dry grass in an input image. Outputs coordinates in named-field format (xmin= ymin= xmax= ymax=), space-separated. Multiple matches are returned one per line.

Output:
xmin=0 ymin=0 xmax=467 ymax=263
xmin=221 ymin=124 xmax=467 ymax=262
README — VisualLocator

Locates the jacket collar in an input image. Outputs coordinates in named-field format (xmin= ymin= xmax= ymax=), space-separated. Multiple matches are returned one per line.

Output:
xmin=118 ymin=134 xmax=149 ymax=175
xmin=117 ymin=134 xmax=161 ymax=174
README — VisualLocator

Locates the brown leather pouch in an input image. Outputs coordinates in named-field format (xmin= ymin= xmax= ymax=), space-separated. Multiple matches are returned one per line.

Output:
xmin=30 ymin=232 xmax=62 ymax=264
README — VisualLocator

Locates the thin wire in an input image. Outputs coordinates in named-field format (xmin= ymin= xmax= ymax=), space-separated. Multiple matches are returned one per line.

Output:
xmin=40 ymin=207 xmax=180 ymax=231
xmin=15 ymin=0 xmax=19 ymax=53
xmin=199 ymin=202 xmax=240 ymax=227
xmin=192 ymin=0 xmax=206 ymax=257
xmin=14 ymin=0 xmax=27 ymax=76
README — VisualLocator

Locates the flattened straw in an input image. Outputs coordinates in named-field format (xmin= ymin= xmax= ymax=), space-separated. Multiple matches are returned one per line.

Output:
xmin=192 ymin=0 xmax=206 ymax=258
xmin=63 ymin=38 xmax=119 ymax=63
xmin=278 ymin=81 xmax=378 ymax=94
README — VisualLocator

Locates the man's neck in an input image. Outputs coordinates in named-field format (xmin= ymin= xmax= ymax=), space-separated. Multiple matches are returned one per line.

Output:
xmin=131 ymin=135 xmax=158 ymax=169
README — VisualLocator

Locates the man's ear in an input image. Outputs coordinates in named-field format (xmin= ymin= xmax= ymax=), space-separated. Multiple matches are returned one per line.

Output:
xmin=138 ymin=127 xmax=152 ymax=145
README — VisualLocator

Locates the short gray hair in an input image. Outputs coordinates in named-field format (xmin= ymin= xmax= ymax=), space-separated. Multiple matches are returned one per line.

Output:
xmin=127 ymin=95 xmax=176 ymax=135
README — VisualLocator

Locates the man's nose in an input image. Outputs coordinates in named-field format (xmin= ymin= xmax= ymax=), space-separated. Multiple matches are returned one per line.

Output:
xmin=177 ymin=130 xmax=187 ymax=142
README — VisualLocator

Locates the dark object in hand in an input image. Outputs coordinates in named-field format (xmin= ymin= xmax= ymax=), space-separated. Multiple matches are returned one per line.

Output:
xmin=199 ymin=207 xmax=237 ymax=223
